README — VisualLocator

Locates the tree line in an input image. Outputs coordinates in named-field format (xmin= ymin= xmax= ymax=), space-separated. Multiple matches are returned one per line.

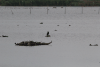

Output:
xmin=0 ymin=0 xmax=100 ymax=6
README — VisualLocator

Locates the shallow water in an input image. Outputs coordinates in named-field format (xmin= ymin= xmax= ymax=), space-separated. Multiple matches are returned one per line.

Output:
xmin=0 ymin=6 xmax=100 ymax=67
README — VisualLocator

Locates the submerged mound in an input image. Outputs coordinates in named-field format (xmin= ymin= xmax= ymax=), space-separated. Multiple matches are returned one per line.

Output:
xmin=15 ymin=41 xmax=52 ymax=46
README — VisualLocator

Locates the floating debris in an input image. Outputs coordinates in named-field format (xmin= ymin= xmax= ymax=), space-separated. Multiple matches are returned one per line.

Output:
xmin=53 ymin=6 xmax=56 ymax=8
xmin=15 ymin=41 xmax=52 ymax=46
xmin=89 ymin=44 xmax=98 ymax=46
xmin=2 ymin=35 xmax=8 ymax=37
xmin=40 ymin=22 xmax=43 ymax=24
xmin=61 ymin=7 xmax=63 ymax=8
xmin=55 ymin=30 xmax=57 ymax=31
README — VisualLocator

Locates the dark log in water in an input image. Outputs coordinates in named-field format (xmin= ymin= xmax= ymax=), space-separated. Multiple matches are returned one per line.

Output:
xmin=89 ymin=44 xmax=98 ymax=46
xmin=15 ymin=41 xmax=52 ymax=46
xmin=2 ymin=35 xmax=8 ymax=37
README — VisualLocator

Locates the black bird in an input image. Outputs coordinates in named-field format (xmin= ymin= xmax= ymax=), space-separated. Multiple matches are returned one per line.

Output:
xmin=47 ymin=31 xmax=49 ymax=36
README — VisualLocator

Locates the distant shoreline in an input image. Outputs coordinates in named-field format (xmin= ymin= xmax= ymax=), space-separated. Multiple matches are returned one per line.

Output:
xmin=0 ymin=0 xmax=100 ymax=6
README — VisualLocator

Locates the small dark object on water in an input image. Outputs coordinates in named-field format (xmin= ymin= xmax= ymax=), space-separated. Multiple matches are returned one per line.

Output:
xmin=69 ymin=25 xmax=71 ymax=26
xmin=57 ymin=25 xmax=59 ymax=26
xmin=55 ymin=30 xmax=57 ymax=31
xmin=89 ymin=44 xmax=98 ymax=46
xmin=53 ymin=6 xmax=56 ymax=8
xmin=2 ymin=35 xmax=8 ymax=37
xmin=61 ymin=7 xmax=63 ymax=8
xmin=40 ymin=22 xmax=43 ymax=24
xmin=15 ymin=41 xmax=52 ymax=46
